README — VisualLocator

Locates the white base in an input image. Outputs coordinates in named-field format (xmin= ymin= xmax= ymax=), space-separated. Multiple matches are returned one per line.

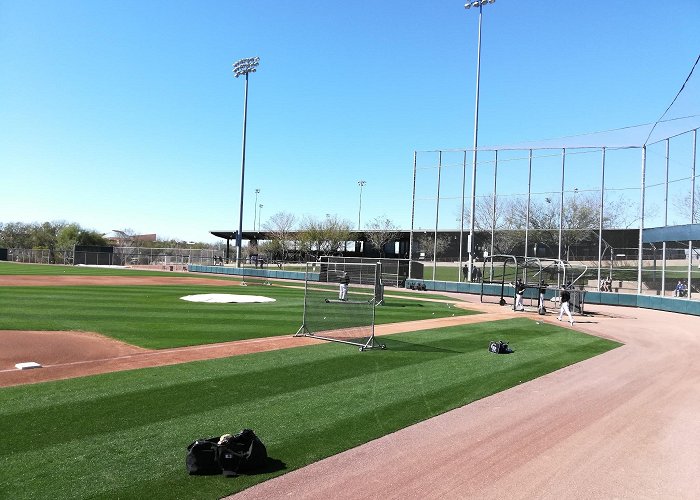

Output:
xmin=15 ymin=361 xmax=42 ymax=370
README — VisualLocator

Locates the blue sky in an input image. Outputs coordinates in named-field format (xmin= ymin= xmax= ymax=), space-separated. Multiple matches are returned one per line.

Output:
xmin=2 ymin=0 xmax=699 ymax=243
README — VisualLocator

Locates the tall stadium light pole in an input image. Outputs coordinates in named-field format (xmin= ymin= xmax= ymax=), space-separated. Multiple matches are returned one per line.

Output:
xmin=464 ymin=0 xmax=495 ymax=281
xmin=253 ymin=188 xmax=260 ymax=232
xmin=232 ymin=56 xmax=260 ymax=267
xmin=357 ymin=180 xmax=367 ymax=230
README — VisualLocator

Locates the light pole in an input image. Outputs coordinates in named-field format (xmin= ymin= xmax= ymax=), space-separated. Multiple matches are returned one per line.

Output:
xmin=357 ymin=180 xmax=366 ymax=230
xmin=232 ymin=56 xmax=260 ymax=267
xmin=253 ymin=188 xmax=260 ymax=231
xmin=258 ymin=204 xmax=263 ymax=231
xmin=464 ymin=0 xmax=495 ymax=281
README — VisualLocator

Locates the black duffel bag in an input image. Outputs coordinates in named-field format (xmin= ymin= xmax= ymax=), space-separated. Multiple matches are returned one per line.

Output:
xmin=186 ymin=429 xmax=267 ymax=477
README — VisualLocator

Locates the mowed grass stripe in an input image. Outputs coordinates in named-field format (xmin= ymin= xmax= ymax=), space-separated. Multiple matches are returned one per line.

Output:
xmin=0 ymin=319 xmax=620 ymax=499
xmin=0 ymin=285 xmax=474 ymax=348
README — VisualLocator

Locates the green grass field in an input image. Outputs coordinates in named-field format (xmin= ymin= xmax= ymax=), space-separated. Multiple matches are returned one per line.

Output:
xmin=0 ymin=283 xmax=474 ymax=348
xmin=0 ymin=262 xmax=621 ymax=498
xmin=0 ymin=319 xmax=620 ymax=499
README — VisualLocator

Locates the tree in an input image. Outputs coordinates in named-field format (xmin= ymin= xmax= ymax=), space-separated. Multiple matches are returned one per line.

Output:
xmin=671 ymin=186 xmax=700 ymax=224
xmin=297 ymin=214 xmax=352 ymax=259
xmin=364 ymin=215 xmax=400 ymax=257
xmin=319 ymin=215 xmax=352 ymax=255
xmin=415 ymin=233 xmax=450 ymax=261
xmin=262 ymin=211 xmax=297 ymax=261
xmin=0 ymin=222 xmax=33 ymax=248
xmin=461 ymin=191 xmax=640 ymax=258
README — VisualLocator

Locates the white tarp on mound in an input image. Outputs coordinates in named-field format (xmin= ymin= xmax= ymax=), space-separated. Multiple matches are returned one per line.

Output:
xmin=180 ymin=294 xmax=276 ymax=304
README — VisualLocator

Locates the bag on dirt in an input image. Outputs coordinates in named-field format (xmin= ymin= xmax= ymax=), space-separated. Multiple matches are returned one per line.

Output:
xmin=217 ymin=429 xmax=268 ymax=477
xmin=186 ymin=437 xmax=222 ymax=475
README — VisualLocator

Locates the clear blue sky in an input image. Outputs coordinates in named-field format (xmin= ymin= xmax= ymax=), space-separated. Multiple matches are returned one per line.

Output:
xmin=2 ymin=0 xmax=699 ymax=243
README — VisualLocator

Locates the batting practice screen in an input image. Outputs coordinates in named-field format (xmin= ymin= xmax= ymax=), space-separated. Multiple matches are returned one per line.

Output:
xmin=295 ymin=261 xmax=385 ymax=351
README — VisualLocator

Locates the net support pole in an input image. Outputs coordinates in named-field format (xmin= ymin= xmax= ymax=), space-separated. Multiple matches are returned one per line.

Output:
xmin=525 ymin=149 xmax=532 ymax=284
xmin=490 ymin=150 xmax=498 ymax=269
xmin=662 ymin=140 xmax=669 ymax=295
xmin=638 ymin=146 xmax=647 ymax=295
xmin=597 ymin=147 xmax=606 ymax=287
xmin=433 ymin=151 xmax=442 ymax=281
xmin=558 ymin=148 xmax=566 ymax=288
xmin=689 ymin=129 xmax=697 ymax=298
xmin=458 ymin=150 xmax=467 ymax=282
xmin=409 ymin=151 xmax=417 ymax=282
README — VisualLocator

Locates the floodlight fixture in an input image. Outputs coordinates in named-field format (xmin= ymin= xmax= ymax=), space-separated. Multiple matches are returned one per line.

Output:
xmin=465 ymin=0 xmax=494 ymax=9
xmin=232 ymin=57 xmax=260 ymax=78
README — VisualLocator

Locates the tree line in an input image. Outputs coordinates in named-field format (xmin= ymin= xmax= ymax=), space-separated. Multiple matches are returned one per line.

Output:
xmin=0 ymin=214 xmax=402 ymax=263
xmin=257 ymin=213 xmax=400 ymax=261
xmin=0 ymin=221 xmax=109 ymax=252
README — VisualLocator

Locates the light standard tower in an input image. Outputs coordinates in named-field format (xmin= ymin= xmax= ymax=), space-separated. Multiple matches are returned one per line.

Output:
xmin=253 ymin=188 xmax=260 ymax=231
xmin=232 ymin=56 xmax=260 ymax=267
xmin=357 ymin=180 xmax=367 ymax=230
xmin=464 ymin=0 xmax=495 ymax=281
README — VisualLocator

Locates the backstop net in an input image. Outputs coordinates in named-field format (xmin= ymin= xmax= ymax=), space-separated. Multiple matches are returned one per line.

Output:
xmin=295 ymin=261 xmax=386 ymax=351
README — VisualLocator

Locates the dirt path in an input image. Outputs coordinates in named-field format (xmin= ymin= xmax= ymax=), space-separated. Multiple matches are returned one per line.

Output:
xmin=228 ymin=295 xmax=700 ymax=500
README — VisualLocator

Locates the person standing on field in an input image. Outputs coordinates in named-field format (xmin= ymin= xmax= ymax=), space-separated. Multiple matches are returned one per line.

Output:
xmin=557 ymin=287 xmax=574 ymax=325
xmin=515 ymin=279 xmax=526 ymax=311
xmin=339 ymin=272 xmax=350 ymax=301
xmin=538 ymin=280 xmax=547 ymax=314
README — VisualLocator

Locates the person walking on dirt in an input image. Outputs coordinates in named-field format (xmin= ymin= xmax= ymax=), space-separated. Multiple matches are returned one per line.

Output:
xmin=557 ymin=288 xmax=574 ymax=325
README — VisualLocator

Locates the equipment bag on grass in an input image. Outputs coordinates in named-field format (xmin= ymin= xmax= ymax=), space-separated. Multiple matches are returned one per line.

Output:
xmin=186 ymin=437 xmax=222 ymax=475
xmin=186 ymin=429 xmax=267 ymax=477
xmin=217 ymin=429 xmax=268 ymax=477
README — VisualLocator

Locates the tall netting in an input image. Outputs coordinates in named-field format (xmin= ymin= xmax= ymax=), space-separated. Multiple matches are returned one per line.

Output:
xmin=295 ymin=261 xmax=386 ymax=351
xmin=411 ymin=131 xmax=698 ymax=298
xmin=410 ymin=55 xmax=699 ymax=298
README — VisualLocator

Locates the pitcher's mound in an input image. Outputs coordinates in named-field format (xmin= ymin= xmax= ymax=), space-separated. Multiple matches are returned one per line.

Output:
xmin=180 ymin=294 xmax=276 ymax=303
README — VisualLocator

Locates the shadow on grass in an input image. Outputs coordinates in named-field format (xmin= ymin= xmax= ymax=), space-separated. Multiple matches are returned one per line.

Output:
xmin=239 ymin=457 xmax=286 ymax=476
xmin=375 ymin=337 xmax=461 ymax=353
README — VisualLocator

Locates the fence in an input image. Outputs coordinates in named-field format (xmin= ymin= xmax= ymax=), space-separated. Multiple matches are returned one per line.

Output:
xmin=1 ymin=247 xmax=223 ymax=267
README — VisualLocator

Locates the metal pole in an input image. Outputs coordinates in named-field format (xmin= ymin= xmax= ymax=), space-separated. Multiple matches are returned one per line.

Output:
xmin=525 ymin=149 xmax=532 ymax=260
xmin=490 ymin=150 xmax=497 ymax=264
xmin=598 ymin=147 xmax=606 ymax=287
xmin=662 ymin=140 xmax=669 ymax=295
xmin=433 ymin=151 xmax=442 ymax=280
xmin=689 ymin=129 xmax=697 ymax=298
xmin=459 ymin=150 xmax=467 ymax=281
xmin=235 ymin=73 xmax=250 ymax=267
xmin=558 ymin=148 xmax=565 ymax=265
xmin=409 ymin=151 xmax=417 ymax=280
xmin=253 ymin=189 xmax=260 ymax=232
xmin=637 ymin=146 xmax=647 ymax=294
xmin=357 ymin=180 xmax=366 ymax=230
xmin=468 ymin=3 xmax=483 ymax=282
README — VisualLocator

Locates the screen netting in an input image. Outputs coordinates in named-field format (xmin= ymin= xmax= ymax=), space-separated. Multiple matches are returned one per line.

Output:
xmin=295 ymin=261 xmax=385 ymax=351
